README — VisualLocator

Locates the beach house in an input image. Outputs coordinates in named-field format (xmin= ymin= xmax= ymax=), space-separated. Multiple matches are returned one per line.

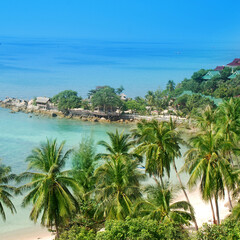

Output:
xmin=202 ymin=70 xmax=220 ymax=80
xmin=36 ymin=97 xmax=50 ymax=110
xmin=214 ymin=66 xmax=225 ymax=71
xmin=227 ymin=58 xmax=240 ymax=72
xmin=228 ymin=70 xmax=240 ymax=79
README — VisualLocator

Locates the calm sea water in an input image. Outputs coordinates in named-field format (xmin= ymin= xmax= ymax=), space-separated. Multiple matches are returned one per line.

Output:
xmin=0 ymin=36 xmax=240 ymax=99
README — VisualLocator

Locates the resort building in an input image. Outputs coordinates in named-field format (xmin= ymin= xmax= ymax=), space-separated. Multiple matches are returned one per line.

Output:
xmin=228 ymin=70 xmax=240 ymax=79
xmin=36 ymin=97 xmax=50 ymax=110
xmin=227 ymin=58 xmax=240 ymax=72
xmin=120 ymin=93 xmax=127 ymax=101
xmin=214 ymin=66 xmax=224 ymax=71
xmin=202 ymin=70 xmax=220 ymax=80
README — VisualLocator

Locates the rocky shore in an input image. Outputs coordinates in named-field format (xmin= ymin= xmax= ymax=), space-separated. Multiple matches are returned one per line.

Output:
xmin=0 ymin=97 xmax=187 ymax=124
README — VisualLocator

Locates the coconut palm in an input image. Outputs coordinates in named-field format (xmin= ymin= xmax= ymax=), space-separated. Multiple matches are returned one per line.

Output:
xmin=94 ymin=155 xmax=145 ymax=220
xmin=94 ymin=131 xmax=145 ymax=220
xmin=217 ymin=98 xmax=240 ymax=208
xmin=71 ymin=137 xmax=96 ymax=201
xmin=0 ymin=161 xmax=16 ymax=220
xmin=135 ymin=181 xmax=193 ymax=225
xmin=184 ymin=131 xmax=235 ymax=224
xmin=133 ymin=120 xmax=180 ymax=185
xmin=97 ymin=130 xmax=140 ymax=161
xmin=166 ymin=80 xmax=175 ymax=93
xmin=145 ymin=91 xmax=155 ymax=110
xmin=17 ymin=139 xmax=81 ymax=238
xmin=133 ymin=119 xmax=198 ymax=229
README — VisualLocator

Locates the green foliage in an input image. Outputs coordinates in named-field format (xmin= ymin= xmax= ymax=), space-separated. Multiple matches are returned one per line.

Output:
xmin=166 ymin=80 xmax=176 ymax=93
xmin=134 ymin=181 xmax=193 ymax=226
xmin=18 ymin=139 xmax=81 ymax=237
xmin=124 ymin=99 xmax=146 ymax=114
xmin=174 ymin=94 xmax=216 ymax=116
xmin=33 ymin=97 xmax=37 ymax=106
xmin=133 ymin=120 xmax=181 ymax=179
xmin=0 ymin=160 xmax=16 ymax=220
xmin=94 ymin=131 xmax=145 ymax=220
xmin=196 ymin=219 xmax=240 ymax=240
xmin=191 ymin=69 xmax=209 ymax=83
xmin=96 ymin=218 xmax=190 ymax=240
xmin=174 ymin=67 xmax=240 ymax=99
xmin=59 ymin=225 xmax=96 ymax=240
xmin=72 ymin=138 xmax=96 ymax=201
xmin=51 ymin=90 xmax=82 ymax=113
xmin=91 ymin=86 xmax=122 ymax=112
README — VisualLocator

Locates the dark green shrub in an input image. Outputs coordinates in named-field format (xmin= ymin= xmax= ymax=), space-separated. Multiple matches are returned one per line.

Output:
xmin=58 ymin=225 xmax=96 ymax=240
xmin=196 ymin=219 xmax=240 ymax=240
xmin=96 ymin=218 xmax=189 ymax=240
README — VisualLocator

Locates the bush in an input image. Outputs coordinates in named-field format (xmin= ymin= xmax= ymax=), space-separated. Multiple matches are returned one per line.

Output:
xmin=196 ymin=219 xmax=240 ymax=240
xmin=96 ymin=218 xmax=189 ymax=240
xmin=58 ymin=225 xmax=96 ymax=240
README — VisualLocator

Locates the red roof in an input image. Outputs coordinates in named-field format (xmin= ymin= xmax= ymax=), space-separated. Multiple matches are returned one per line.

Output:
xmin=227 ymin=58 xmax=240 ymax=67
xmin=214 ymin=66 xmax=224 ymax=71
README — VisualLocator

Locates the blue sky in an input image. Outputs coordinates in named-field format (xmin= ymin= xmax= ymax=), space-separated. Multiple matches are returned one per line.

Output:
xmin=0 ymin=0 xmax=239 ymax=42
xmin=0 ymin=1 xmax=240 ymax=99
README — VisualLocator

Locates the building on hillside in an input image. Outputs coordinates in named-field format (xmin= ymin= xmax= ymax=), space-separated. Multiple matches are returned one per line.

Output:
xmin=202 ymin=70 xmax=220 ymax=80
xmin=120 ymin=93 xmax=127 ymax=101
xmin=228 ymin=70 xmax=240 ymax=79
xmin=36 ymin=97 xmax=50 ymax=110
xmin=214 ymin=66 xmax=225 ymax=71
xmin=227 ymin=58 xmax=240 ymax=72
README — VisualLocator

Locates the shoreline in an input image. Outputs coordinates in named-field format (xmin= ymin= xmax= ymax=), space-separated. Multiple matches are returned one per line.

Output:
xmin=0 ymin=225 xmax=55 ymax=240
xmin=0 ymin=97 xmax=187 ymax=125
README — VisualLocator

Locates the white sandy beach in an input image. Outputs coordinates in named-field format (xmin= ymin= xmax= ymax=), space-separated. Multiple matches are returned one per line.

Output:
xmin=176 ymin=186 xmax=231 ymax=227
xmin=0 ymin=226 xmax=55 ymax=240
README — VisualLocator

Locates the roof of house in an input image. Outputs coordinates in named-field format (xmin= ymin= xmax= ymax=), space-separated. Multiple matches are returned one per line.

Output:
xmin=228 ymin=70 xmax=240 ymax=79
xmin=227 ymin=58 xmax=240 ymax=67
xmin=36 ymin=97 xmax=50 ymax=104
xmin=214 ymin=66 xmax=225 ymax=71
xmin=202 ymin=70 xmax=220 ymax=80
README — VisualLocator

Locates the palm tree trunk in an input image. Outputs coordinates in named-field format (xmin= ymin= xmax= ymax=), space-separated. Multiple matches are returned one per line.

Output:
xmin=227 ymin=187 xmax=233 ymax=210
xmin=227 ymin=151 xmax=233 ymax=210
xmin=209 ymin=198 xmax=217 ymax=224
xmin=214 ymin=195 xmax=220 ymax=225
xmin=159 ymin=175 xmax=164 ymax=187
xmin=173 ymin=161 xmax=198 ymax=230
xmin=55 ymin=215 xmax=60 ymax=239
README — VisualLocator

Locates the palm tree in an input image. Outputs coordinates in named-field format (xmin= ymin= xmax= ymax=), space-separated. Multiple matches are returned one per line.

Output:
xmin=94 ymin=130 xmax=145 ymax=220
xmin=135 ymin=181 xmax=193 ymax=225
xmin=94 ymin=155 xmax=145 ymax=220
xmin=97 ymin=130 xmax=140 ymax=161
xmin=145 ymin=91 xmax=155 ymax=110
xmin=133 ymin=119 xmax=198 ymax=229
xmin=133 ymin=120 xmax=179 ymax=185
xmin=166 ymin=80 xmax=175 ymax=93
xmin=217 ymin=98 xmax=240 ymax=209
xmin=0 ymin=161 xmax=16 ymax=220
xmin=184 ymin=131 xmax=235 ymax=225
xmin=17 ymin=139 xmax=81 ymax=238
xmin=72 ymin=137 xmax=96 ymax=202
